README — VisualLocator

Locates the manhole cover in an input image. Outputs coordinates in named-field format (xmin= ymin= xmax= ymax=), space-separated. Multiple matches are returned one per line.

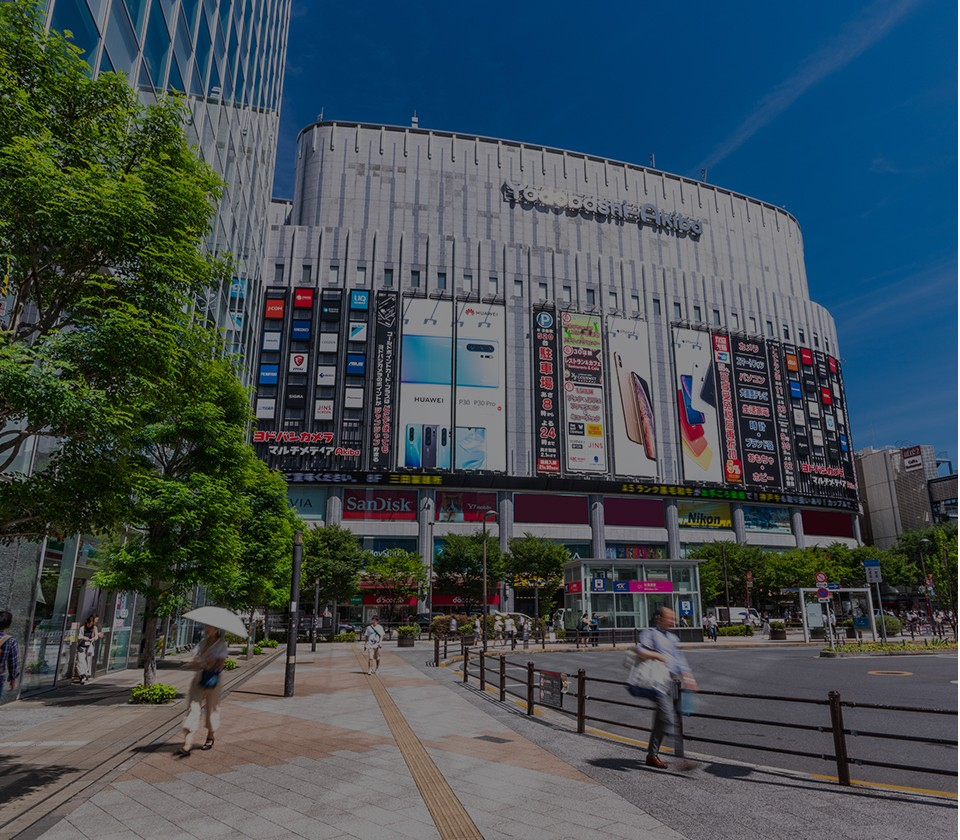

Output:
xmin=867 ymin=670 xmax=912 ymax=676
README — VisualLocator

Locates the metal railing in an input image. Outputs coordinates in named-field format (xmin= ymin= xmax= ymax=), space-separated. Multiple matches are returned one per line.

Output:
xmin=460 ymin=650 xmax=957 ymax=790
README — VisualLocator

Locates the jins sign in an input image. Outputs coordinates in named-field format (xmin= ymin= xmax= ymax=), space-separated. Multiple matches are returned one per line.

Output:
xmin=342 ymin=489 xmax=418 ymax=520
xmin=503 ymin=182 xmax=703 ymax=237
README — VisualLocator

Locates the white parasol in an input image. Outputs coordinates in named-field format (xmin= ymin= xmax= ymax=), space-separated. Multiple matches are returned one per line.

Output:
xmin=182 ymin=606 xmax=248 ymax=639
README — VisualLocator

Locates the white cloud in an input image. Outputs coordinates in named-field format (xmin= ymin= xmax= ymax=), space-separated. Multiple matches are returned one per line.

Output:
xmin=698 ymin=0 xmax=923 ymax=172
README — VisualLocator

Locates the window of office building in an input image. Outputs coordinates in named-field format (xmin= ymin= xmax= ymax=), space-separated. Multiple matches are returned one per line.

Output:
xmin=609 ymin=290 xmax=618 ymax=309
xmin=562 ymin=285 xmax=572 ymax=302
xmin=488 ymin=276 xmax=498 ymax=296
xmin=653 ymin=298 xmax=661 ymax=316
xmin=437 ymin=271 xmax=447 ymax=290
xmin=463 ymin=273 xmax=473 ymax=291
xmin=782 ymin=324 xmax=790 ymax=340
xmin=749 ymin=316 xmax=757 ymax=333
xmin=631 ymin=293 xmax=640 ymax=312
xmin=693 ymin=305 xmax=702 ymax=322
xmin=356 ymin=266 xmax=366 ymax=286
xmin=798 ymin=327 xmax=805 ymax=343
xmin=586 ymin=288 xmax=596 ymax=306
xmin=813 ymin=332 xmax=820 ymax=348
xmin=384 ymin=268 xmax=394 ymax=287
xmin=328 ymin=265 xmax=339 ymax=286
xmin=301 ymin=264 xmax=312 ymax=284
xmin=713 ymin=309 xmax=721 ymax=326
xmin=731 ymin=312 xmax=739 ymax=329
xmin=410 ymin=270 xmax=420 ymax=288
xmin=274 ymin=263 xmax=284 ymax=282
xmin=538 ymin=282 xmax=549 ymax=300
xmin=673 ymin=302 xmax=682 ymax=319
xmin=514 ymin=278 xmax=524 ymax=297
xmin=766 ymin=320 xmax=774 ymax=337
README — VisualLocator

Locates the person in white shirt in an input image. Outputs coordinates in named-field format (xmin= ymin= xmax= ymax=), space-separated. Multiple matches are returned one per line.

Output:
xmin=504 ymin=615 xmax=517 ymax=647
xmin=178 ymin=624 xmax=229 ymax=756
xmin=493 ymin=616 xmax=504 ymax=648
xmin=362 ymin=616 xmax=385 ymax=675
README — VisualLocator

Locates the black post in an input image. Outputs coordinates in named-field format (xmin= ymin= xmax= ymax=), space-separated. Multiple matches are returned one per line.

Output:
xmin=479 ymin=649 xmax=486 ymax=691
xmin=526 ymin=661 xmax=535 ymax=715
xmin=576 ymin=669 xmax=586 ymax=734
xmin=721 ymin=544 xmax=731 ymax=616
xmin=284 ymin=531 xmax=303 ymax=698
xmin=434 ymin=635 xmax=440 ymax=667
xmin=673 ymin=681 xmax=685 ymax=758
xmin=463 ymin=647 xmax=469 ymax=684
xmin=499 ymin=655 xmax=506 ymax=702
xmin=828 ymin=690 xmax=851 ymax=786
xmin=311 ymin=578 xmax=319 ymax=653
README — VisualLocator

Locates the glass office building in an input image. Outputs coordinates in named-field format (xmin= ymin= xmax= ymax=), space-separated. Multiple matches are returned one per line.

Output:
xmin=0 ymin=0 xmax=292 ymax=699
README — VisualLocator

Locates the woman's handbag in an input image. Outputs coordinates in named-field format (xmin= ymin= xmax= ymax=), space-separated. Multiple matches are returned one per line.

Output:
xmin=626 ymin=656 xmax=671 ymax=700
xmin=199 ymin=669 xmax=221 ymax=689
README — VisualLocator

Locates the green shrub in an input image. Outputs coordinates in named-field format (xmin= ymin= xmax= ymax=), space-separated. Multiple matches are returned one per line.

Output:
xmin=330 ymin=632 xmax=355 ymax=643
xmin=396 ymin=624 xmax=419 ymax=637
xmin=253 ymin=644 xmax=263 ymax=655
xmin=555 ymin=626 xmax=566 ymax=639
xmin=130 ymin=683 xmax=177 ymax=704
xmin=259 ymin=638 xmax=279 ymax=648
xmin=430 ymin=616 xmax=451 ymax=638
xmin=769 ymin=621 xmax=785 ymax=630
xmin=223 ymin=658 xmax=237 ymax=671
xmin=877 ymin=616 xmax=902 ymax=636
xmin=718 ymin=624 xmax=751 ymax=636
xmin=225 ymin=632 xmax=248 ymax=645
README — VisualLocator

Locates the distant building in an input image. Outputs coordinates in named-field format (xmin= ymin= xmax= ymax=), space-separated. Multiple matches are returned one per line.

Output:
xmin=855 ymin=445 xmax=952 ymax=548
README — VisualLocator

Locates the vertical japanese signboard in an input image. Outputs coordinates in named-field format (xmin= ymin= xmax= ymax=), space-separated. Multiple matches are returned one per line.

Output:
xmin=532 ymin=308 xmax=561 ymax=474
xmin=369 ymin=291 xmax=398 ymax=470
xmin=710 ymin=333 xmax=743 ymax=483
xmin=766 ymin=339 xmax=796 ymax=490
xmin=560 ymin=312 xmax=606 ymax=473
xmin=730 ymin=336 xmax=782 ymax=488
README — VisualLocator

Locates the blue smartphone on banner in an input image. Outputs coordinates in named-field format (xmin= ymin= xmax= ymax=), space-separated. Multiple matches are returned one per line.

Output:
xmin=456 ymin=340 xmax=499 ymax=388
xmin=401 ymin=335 xmax=452 ymax=384
xmin=404 ymin=424 xmax=422 ymax=467
xmin=455 ymin=426 xmax=486 ymax=470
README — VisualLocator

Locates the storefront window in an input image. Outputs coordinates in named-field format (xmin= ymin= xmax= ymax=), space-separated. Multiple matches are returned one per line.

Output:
xmin=605 ymin=543 xmax=667 ymax=560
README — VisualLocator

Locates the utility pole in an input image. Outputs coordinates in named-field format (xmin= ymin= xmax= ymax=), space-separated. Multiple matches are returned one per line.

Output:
xmin=311 ymin=578 xmax=320 ymax=652
xmin=284 ymin=531 xmax=302 ymax=697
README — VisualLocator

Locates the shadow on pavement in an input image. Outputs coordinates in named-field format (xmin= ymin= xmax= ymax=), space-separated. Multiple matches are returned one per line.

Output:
xmin=0 ymin=758 xmax=79 ymax=802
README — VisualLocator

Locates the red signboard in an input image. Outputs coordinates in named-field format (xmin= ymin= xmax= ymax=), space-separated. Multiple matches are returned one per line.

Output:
xmin=435 ymin=491 xmax=497 ymax=522
xmin=564 ymin=581 xmax=583 ymax=594
xmin=432 ymin=593 xmax=500 ymax=607
xmin=602 ymin=497 xmax=665 ymax=528
xmin=361 ymin=594 xmax=418 ymax=606
xmin=514 ymin=493 xmax=589 ymax=524
xmin=799 ymin=347 xmax=814 ymax=366
xmin=293 ymin=287 xmax=314 ymax=308
xmin=264 ymin=298 xmax=285 ymax=319
xmin=342 ymin=489 xmax=418 ymax=520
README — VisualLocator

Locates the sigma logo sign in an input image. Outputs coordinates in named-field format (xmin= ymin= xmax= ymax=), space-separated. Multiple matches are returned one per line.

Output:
xmin=503 ymin=182 xmax=702 ymax=237
xmin=342 ymin=489 xmax=418 ymax=520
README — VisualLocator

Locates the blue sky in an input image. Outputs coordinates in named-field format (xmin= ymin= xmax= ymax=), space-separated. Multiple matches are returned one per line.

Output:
xmin=273 ymin=0 xmax=957 ymax=470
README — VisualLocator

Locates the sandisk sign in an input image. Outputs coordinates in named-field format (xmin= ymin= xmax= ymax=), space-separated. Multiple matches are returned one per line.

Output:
xmin=342 ymin=489 xmax=418 ymax=520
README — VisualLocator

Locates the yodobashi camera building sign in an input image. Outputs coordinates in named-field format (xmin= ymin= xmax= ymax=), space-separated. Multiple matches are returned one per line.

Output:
xmin=502 ymin=182 xmax=703 ymax=237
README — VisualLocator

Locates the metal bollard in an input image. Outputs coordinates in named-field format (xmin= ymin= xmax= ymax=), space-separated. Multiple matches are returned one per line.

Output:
xmin=576 ymin=669 xmax=586 ymax=734
xmin=434 ymin=636 xmax=440 ymax=667
xmin=828 ymin=690 xmax=851 ymax=786
xmin=673 ymin=681 xmax=685 ymax=758
xmin=526 ymin=661 xmax=535 ymax=715
xmin=499 ymin=656 xmax=506 ymax=702
xmin=479 ymin=650 xmax=486 ymax=691
xmin=463 ymin=647 xmax=469 ymax=684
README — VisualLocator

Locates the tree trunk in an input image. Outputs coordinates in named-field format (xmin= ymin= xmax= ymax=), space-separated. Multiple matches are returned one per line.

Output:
xmin=141 ymin=590 xmax=159 ymax=688
xmin=246 ymin=607 xmax=255 ymax=659
xmin=264 ymin=607 xmax=270 ymax=641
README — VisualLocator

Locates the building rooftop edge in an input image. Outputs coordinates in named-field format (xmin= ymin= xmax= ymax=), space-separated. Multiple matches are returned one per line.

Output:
xmin=293 ymin=120 xmax=801 ymax=228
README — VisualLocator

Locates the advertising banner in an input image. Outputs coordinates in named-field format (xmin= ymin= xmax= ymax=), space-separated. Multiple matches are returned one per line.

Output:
xmin=397 ymin=298 xmax=454 ymax=469
xmin=255 ymin=398 xmax=275 ymax=419
xmin=318 ymin=332 xmax=339 ymax=352
xmin=289 ymin=352 xmax=309 ymax=373
xmin=672 ymin=327 xmax=723 ymax=483
xmin=361 ymin=594 xmax=418 ymax=607
xmin=677 ymin=501 xmax=732 ymax=529
xmin=532 ymin=308 xmax=561 ymax=474
xmin=767 ymin=339 xmax=797 ymax=490
xmin=436 ymin=491 xmax=498 ymax=522
xmin=901 ymin=445 xmax=923 ymax=472
xmin=320 ymin=291 xmax=342 ymax=321
xmin=230 ymin=278 xmax=247 ymax=299
xmin=348 ymin=322 xmax=368 ymax=343
xmin=264 ymin=298 xmax=285 ymax=320
xmin=742 ymin=505 xmax=792 ymax=534
xmin=608 ymin=316 xmax=657 ymax=478
xmin=314 ymin=399 xmax=334 ymax=421
xmin=262 ymin=332 xmax=282 ymax=352
xmin=369 ymin=291 xmax=399 ymax=471
xmin=710 ymin=334 xmax=743 ymax=483
xmin=610 ymin=581 xmax=674 ymax=593
xmin=561 ymin=312 xmax=606 ymax=472
xmin=291 ymin=320 xmax=311 ymax=341
xmin=729 ymin=335 xmax=782 ymax=488
xmin=454 ymin=300 xmax=507 ymax=472
xmin=342 ymin=488 xmax=418 ymax=520
xmin=259 ymin=364 xmax=278 ymax=385
xmin=293 ymin=287 xmax=314 ymax=308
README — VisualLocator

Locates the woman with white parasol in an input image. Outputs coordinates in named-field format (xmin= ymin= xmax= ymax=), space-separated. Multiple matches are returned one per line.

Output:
xmin=176 ymin=607 xmax=245 ymax=756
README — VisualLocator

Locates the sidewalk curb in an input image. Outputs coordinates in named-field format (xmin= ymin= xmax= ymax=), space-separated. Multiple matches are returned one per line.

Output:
xmin=0 ymin=648 xmax=284 ymax=840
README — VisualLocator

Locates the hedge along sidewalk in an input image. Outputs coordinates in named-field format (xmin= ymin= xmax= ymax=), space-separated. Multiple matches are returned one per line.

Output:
xmin=0 ymin=645 xmax=283 ymax=840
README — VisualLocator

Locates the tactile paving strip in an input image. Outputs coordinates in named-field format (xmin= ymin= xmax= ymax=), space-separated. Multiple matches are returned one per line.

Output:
xmin=355 ymin=650 xmax=483 ymax=840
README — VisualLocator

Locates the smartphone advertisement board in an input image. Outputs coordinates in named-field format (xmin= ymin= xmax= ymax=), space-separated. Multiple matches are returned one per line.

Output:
xmin=396 ymin=298 xmax=454 ymax=469
xmin=454 ymin=300 xmax=506 ymax=471
xmin=672 ymin=327 xmax=723 ymax=484
xmin=561 ymin=312 xmax=607 ymax=473
xmin=532 ymin=308 xmax=561 ymax=474
xmin=608 ymin=316 xmax=657 ymax=478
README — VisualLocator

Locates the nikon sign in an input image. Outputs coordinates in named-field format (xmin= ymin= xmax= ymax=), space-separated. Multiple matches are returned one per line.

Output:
xmin=503 ymin=181 xmax=702 ymax=237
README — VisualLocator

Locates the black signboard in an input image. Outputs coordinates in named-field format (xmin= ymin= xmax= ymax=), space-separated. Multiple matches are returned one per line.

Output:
xmin=532 ymin=308 xmax=561 ymax=474
xmin=730 ymin=335 xmax=782 ymax=489
xmin=538 ymin=670 xmax=566 ymax=709
xmin=709 ymin=333 xmax=744 ymax=484
xmin=369 ymin=291 xmax=398 ymax=470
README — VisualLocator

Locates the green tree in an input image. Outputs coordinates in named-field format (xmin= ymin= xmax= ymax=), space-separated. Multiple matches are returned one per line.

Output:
xmin=364 ymin=548 xmax=428 ymax=606
xmin=93 ymin=329 xmax=260 ymax=687
xmin=433 ymin=532 xmax=508 ymax=614
xmin=506 ymin=533 xmax=570 ymax=619
xmin=301 ymin=525 xmax=368 ymax=628
xmin=0 ymin=0 xmax=226 ymax=541
xmin=894 ymin=523 xmax=958 ymax=612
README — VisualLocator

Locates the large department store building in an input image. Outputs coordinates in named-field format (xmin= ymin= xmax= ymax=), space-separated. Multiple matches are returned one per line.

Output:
xmin=261 ymin=121 xmax=862 ymax=630
xmin=0 ymin=0 xmax=291 ymax=699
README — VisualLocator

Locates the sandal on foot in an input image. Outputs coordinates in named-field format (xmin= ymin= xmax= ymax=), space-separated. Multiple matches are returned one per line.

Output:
xmin=176 ymin=746 xmax=192 ymax=757
xmin=200 ymin=739 xmax=215 ymax=751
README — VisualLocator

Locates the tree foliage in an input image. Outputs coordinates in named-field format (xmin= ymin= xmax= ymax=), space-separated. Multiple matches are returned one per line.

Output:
xmin=364 ymin=548 xmax=427 ymax=603
xmin=301 ymin=525 xmax=368 ymax=609
xmin=506 ymin=533 xmax=569 ymax=617
xmin=433 ymin=531 xmax=508 ymax=614
xmin=0 ymin=0 xmax=227 ymax=541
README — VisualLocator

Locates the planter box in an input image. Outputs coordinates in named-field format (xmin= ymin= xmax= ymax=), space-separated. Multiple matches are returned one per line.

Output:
xmin=769 ymin=629 xmax=787 ymax=641
xmin=397 ymin=635 xmax=415 ymax=648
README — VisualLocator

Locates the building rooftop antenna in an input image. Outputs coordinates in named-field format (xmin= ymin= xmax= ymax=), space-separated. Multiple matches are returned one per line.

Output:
xmin=411 ymin=111 xmax=419 ymax=128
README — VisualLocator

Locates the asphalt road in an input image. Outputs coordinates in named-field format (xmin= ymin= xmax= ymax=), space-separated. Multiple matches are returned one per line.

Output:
xmin=493 ymin=647 xmax=958 ymax=793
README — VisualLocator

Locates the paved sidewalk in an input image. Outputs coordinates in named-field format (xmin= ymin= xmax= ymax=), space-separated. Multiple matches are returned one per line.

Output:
xmin=0 ymin=642 xmax=954 ymax=840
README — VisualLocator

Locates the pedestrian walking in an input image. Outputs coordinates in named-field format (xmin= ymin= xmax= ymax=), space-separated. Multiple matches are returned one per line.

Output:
xmin=589 ymin=612 xmax=600 ymax=647
xmin=177 ymin=624 xmax=228 ymax=756
xmin=493 ymin=615 xmax=504 ymax=647
xmin=74 ymin=614 xmax=101 ymax=684
xmin=362 ymin=615 xmax=385 ymax=674
xmin=448 ymin=615 xmax=458 ymax=636
xmin=0 ymin=610 xmax=21 ymax=702
xmin=636 ymin=606 xmax=698 ymax=771
xmin=761 ymin=612 xmax=771 ymax=638
xmin=704 ymin=612 xmax=718 ymax=642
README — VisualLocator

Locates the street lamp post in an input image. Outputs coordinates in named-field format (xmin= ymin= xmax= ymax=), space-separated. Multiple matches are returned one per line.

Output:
xmin=481 ymin=510 xmax=497 ymax=652
xmin=919 ymin=538 xmax=933 ymax=619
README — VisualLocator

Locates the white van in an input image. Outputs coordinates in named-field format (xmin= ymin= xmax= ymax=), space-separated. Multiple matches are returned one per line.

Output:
xmin=714 ymin=606 xmax=762 ymax=627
